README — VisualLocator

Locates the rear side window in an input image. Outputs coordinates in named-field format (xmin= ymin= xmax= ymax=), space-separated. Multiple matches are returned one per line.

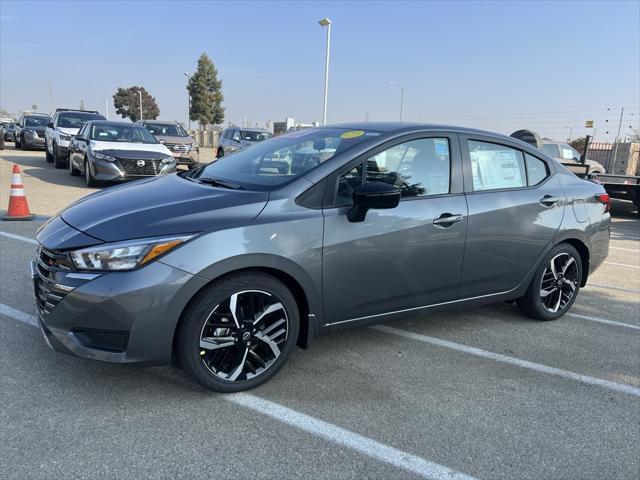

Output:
xmin=542 ymin=144 xmax=560 ymax=157
xmin=468 ymin=140 xmax=526 ymax=191
xmin=525 ymin=154 xmax=549 ymax=186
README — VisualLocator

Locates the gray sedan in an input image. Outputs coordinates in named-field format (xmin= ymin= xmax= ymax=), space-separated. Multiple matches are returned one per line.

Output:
xmin=33 ymin=123 xmax=610 ymax=392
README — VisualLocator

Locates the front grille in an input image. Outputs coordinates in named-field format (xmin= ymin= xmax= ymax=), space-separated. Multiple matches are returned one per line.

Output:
xmin=116 ymin=158 xmax=161 ymax=176
xmin=34 ymin=247 xmax=72 ymax=316
xmin=164 ymin=143 xmax=189 ymax=153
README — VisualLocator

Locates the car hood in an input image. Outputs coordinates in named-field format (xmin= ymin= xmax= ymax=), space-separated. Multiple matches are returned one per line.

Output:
xmin=90 ymin=140 xmax=172 ymax=156
xmin=58 ymin=127 xmax=80 ymax=135
xmin=59 ymin=174 xmax=269 ymax=243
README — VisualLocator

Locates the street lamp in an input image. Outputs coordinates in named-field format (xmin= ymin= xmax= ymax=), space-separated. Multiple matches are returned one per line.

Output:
xmin=386 ymin=82 xmax=405 ymax=122
xmin=135 ymin=90 xmax=143 ymax=121
xmin=318 ymin=17 xmax=331 ymax=125
xmin=184 ymin=72 xmax=191 ymax=131
xmin=563 ymin=126 xmax=573 ymax=142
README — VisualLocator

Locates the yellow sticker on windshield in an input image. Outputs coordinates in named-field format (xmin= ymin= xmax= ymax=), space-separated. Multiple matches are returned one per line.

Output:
xmin=341 ymin=130 xmax=365 ymax=139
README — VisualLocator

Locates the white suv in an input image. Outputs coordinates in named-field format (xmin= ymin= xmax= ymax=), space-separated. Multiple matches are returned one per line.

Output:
xmin=45 ymin=109 xmax=105 ymax=168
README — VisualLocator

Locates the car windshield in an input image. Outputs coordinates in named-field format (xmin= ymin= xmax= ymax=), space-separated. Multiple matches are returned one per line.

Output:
xmin=193 ymin=127 xmax=379 ymax=190
xmin=542 ymin=144 xmax=560 ymax=157
xmin=58 ymin=112 xmax=105 ymax=128
xmin=145 ymin=123 xmax=188 ymax=137
xmin=241 ymin=130 xmax=272 ymax=142
xmin=89 ymin=124 xmax=158 ymax=143
xmin=24 ymin=116 xmax=49 ymax=127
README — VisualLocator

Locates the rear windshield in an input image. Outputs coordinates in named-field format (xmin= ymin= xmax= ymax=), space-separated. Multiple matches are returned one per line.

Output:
xmin=58 ymin=112 xmax=105 ymax=128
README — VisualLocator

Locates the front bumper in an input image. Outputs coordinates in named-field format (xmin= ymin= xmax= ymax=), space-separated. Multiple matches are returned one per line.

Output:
xmin=32 ymin=258 xmax=208 ymax=365
xmin=24 ymin=133 xmax=46 ymax=148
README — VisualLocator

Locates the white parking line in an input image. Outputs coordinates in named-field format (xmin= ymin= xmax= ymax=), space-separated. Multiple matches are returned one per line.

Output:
xmin=610 ymin=246 xmax=639 ymax=252
xmin=228 ymin=393 xmax=477 ymax=480
xmin=0 ymin=303 xmax=37 ymax=327
xmin=586 ymin=283 xmax=640 ymax=294
xmin=0 ymin=231 xmax=38 ymax=245
xmin=567 ymin=312 xmax=640 ymax=331
xmin=373 ymin=325 xmax=640 ymax=397
xmin=0 ymin=304 xmax=476 ymax=480
xmin=604 ymin=261 xmax=640 ymax=269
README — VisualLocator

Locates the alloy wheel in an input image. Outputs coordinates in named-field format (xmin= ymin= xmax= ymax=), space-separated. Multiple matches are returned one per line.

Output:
xmin=539 ymin=253 xmax=579 ymax=313
xmin=199 ymin=290 xmax=288 ymax=382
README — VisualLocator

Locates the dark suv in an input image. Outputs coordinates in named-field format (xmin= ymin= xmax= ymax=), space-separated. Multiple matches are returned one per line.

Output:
xmin=218 ymin=126 xmax=272 ymax=158
xmin=15 ymin=113 xmax=51 ymax=149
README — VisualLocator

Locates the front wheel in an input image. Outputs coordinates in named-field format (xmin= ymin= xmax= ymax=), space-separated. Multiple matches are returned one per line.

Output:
xmin=517 ymin=243 xmax=582 ymax=321
xmin=45 ymin=141 xmax=53 ymax=162
xmin=15 ymin=135 xmax=22 ymax=149
xmin=84 ymin=159 xmax=97 ymax=187
xmin=53 ymin=143 xmax=66 ymax=168
xmin=177 ymin=272 xmax=299 ymax=392
xmin=69 ymin=155 xmax=80 ymax=176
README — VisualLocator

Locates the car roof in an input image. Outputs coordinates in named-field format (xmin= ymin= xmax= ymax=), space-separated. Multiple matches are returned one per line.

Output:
xmin=226 ymin=126 xmax=269 ymax=132
xmin=142 ymin=120 xmax=179 ymax=125
xmin=23 ymin=113 xmax=50 ymax=117
xmin=87 ymin=120 xmax=143 ymax=126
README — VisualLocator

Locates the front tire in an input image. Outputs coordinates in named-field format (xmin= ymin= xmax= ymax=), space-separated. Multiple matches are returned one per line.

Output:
xmin=53 ymin=142 xmax=66 ymax=168
xmin=517 ymin=243 xmax=582 ymax=321
xmin=69 ymin=155 xmax=80 ymax=176
xmin=177 ymin=271 xmax=299 ymax=392
xmin=45 ymin=141 xmax=54 ymax=162
xmin=15 ymin=135 xmax=22 ymax=149
xmin=84 ymin=159 xmax=97 ymax=187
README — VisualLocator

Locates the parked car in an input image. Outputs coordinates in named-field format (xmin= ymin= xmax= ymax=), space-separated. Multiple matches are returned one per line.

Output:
xmin=542 ymin=141 xmax=606 ymax=174
xmin=68 ymin=120 xmax=176 ymax=187
xmin=33 ymin=123 xmax=610 ymax=392
xmin=45 ymin=109 xmax=106 ymax=168
xmin=217 ymin=126 xmax=272 ymax=158
xmin=14 ymin=113 xmax=51 ymax=149
xmin=137 ymin=120 xmax=199 ymax=169
xmin=1 ymin=119 xmax=15 ymax=142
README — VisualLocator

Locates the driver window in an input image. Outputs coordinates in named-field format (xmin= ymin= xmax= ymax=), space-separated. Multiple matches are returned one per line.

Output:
xmin=232 ymin=130 xmax=241 ymax=142
xmin=335 ymin=138 xmax=451 ymax=206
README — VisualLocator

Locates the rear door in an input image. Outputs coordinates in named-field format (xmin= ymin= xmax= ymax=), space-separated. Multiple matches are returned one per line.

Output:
xmin=459 ymin=135 xmax=564 ymax=298
xmin=322 ymin=132 xmax=468 ymax=324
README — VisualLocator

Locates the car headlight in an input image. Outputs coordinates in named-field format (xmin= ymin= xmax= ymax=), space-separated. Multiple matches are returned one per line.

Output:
xmin=161 ymin=155 xmax=175 ymax=165
xmin=69 ymin=235 xmax=194 ymax=271
xmin=59 ymin=133 xmax=71 ymax=141
xmin=93 ymin=151 xmax=117 ymax=162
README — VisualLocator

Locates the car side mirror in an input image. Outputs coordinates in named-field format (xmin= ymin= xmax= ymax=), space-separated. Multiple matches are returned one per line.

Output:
xmin=347 ymin=182 xmax=401 ymax=223
xmin=75 ymin=134 xmax=86 ymax=141
xmin=47 ymin=122 xmax=54 ymax=128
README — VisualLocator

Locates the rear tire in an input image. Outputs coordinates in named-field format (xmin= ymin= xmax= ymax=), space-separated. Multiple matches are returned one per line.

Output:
xmin=517 ymin=243 xmax=582 ymax=321
xmin=177 ymin=271 xmax=299 ymax=393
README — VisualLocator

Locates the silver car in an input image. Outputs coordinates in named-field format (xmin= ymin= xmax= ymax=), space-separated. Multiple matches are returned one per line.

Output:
xmin=33 ymin=123 xmax=610 ymax=392
xmin=542 ymin=141 xmax=606 ymax=174
xmin=217 ymin=126 xmax=272 ymax=158
xmin=137 ymin=120 xmax=200 ymax=169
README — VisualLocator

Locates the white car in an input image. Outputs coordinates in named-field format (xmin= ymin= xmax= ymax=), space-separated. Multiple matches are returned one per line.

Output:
xmin=45 ymin=109 xmax=106 ymax=168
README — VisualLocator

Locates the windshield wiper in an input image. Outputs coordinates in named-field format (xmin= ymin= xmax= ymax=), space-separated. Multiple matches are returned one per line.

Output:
xmin=196 ymin=177 xmax=245 ymax=190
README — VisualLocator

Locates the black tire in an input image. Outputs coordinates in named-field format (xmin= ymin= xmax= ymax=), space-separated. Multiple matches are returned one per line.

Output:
xmin=69 ymin=155 xmax=80 ymax=176
xmin=517 ymin=243 xmax=582 ymax=321
xmin=84 ymin=159 xmax=97 ymax=187
xmin=177 ymin=271 xmax=299 ymax=393
xmin=217 ymin=148 xmax=224 ymax=158
xmin=53 ymin=142 xmax=66 ymax=168
xmin=45 ymin=141 xmax=54 ymax=162
xmin=15 ymin=134 xmax=22 ymax=149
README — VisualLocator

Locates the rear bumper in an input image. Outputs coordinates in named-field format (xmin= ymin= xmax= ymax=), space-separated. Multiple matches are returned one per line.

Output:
xmin=32 ymin=260 xmax=208 ymax=365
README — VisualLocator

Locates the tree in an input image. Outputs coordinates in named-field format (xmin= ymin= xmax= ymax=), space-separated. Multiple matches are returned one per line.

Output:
xmin=79 ymin=100 xmax=85 ymax=111
xmin=113 ymin=86 xmax=160 ymax=122
xmin=188 ymin=53 xmax=224 ymax=127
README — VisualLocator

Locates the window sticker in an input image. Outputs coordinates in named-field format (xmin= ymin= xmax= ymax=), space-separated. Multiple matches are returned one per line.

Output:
xmin=340 ymin=130 xmax=365 ymax=139
xmin=434 ymin=139 xmax=449 ymax=156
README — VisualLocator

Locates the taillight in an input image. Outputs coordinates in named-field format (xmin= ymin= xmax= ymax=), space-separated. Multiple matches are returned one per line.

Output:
xmin=595 ymin=193 xmax=610 ymax=213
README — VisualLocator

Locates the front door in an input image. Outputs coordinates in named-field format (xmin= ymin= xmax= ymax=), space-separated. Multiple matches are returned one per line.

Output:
xmin=322 ymin=133 xmax=468 ymax=325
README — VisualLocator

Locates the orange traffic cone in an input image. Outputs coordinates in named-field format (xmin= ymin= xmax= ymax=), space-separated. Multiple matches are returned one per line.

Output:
xmin=2 ymin=164 xmax=35 ymax=221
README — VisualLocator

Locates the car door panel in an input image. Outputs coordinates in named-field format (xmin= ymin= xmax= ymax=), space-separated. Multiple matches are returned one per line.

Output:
xmin=459 ymin=135 xmax=565 ymax=298
xmin=321 ymin=132 xmax=467 ymax=324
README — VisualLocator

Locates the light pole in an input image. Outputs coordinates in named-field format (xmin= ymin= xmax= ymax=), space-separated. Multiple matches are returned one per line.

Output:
xmin=318 ymin=18 xmax=331 ymax=125
xmin=386 ymin=82 xmax=405 ymax=121
xmin=184 ymin=72 xmax=191 ymax=131
xmin=135 ymin=90 xmax=143 ymax=121
xmin=563 ymin=126 xmax=573 ymax=142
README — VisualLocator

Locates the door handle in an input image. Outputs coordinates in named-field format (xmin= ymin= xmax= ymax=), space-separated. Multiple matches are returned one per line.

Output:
xmin=433 ymin=213 xmax=464 ymax=227
xmin=540 ymin=195 xmax=561 ymax=207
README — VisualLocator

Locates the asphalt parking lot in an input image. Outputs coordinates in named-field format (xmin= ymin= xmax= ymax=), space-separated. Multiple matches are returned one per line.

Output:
xmin=1 ymin=144 xmax=639 ymax=480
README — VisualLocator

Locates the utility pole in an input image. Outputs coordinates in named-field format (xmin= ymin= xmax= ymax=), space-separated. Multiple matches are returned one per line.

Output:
xmin=318 ymin=18 xmax=332 ymax=125
xmin=105 ymin=98 xmax=109 ymax=120
xmin=184 ymin=72 xmax=191 ymax=131
xmin=135 ymin=90 xmax=143 ymax=121
xmin=611 ymin=107 xmax=624 ymax=173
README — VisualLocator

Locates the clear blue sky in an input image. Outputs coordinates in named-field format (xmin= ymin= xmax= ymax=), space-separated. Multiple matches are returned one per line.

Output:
xmin=1 ymin=0 xmax=638 ymax=141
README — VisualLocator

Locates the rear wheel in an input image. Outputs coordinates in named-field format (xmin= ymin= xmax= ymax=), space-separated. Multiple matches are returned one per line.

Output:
xmin=517 ymin=243 xmax=582 ymax=321
xmin=177 ymin=272 xmax=299 ymax=392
